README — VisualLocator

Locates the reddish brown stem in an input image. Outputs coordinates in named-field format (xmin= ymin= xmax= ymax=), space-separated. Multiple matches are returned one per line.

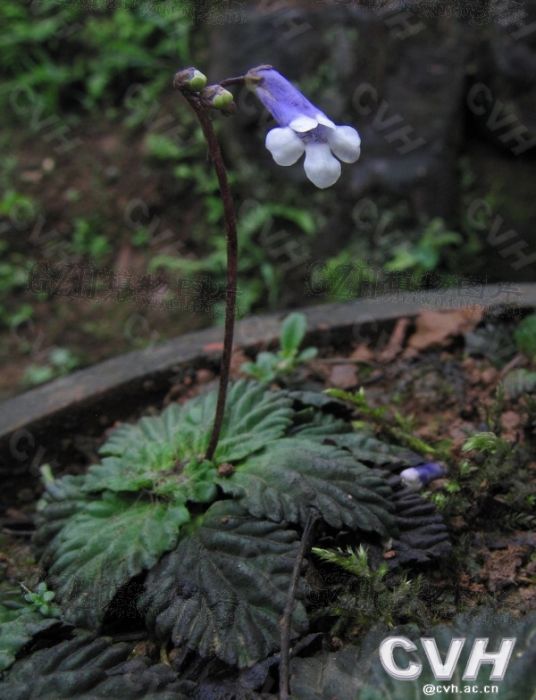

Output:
xmin=180 ymin=93 xmax=238 ymax=462
xmin=279 ymin=511 xmax=316 ymax=700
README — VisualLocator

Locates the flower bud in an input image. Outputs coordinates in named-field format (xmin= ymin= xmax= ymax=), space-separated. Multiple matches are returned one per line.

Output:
xmin=202 ymin=85 xmax=236 ymax=113
xmin=173 ymin=67 xmax=207 ymax=91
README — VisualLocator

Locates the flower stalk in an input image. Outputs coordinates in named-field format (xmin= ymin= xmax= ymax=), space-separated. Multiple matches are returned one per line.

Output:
xmin=174 ymin=70 xmax=239 ymax=461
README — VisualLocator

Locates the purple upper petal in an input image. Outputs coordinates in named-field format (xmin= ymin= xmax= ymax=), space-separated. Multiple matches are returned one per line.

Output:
xmin=413 ymin=463 xmax=446 ymax=484
xmin=399 ymin=462 xmax=446 ymax=490
xmin=246 ymin=66 xmax=324 ymax=128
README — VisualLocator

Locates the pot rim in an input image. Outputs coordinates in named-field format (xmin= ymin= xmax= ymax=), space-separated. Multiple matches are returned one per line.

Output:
xmin=1 ymin=283 xmax=535 ymax=450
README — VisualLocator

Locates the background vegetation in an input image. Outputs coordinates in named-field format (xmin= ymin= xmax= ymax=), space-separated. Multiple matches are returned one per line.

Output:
xmin=0 ymin=0 xmax=532 ymax=398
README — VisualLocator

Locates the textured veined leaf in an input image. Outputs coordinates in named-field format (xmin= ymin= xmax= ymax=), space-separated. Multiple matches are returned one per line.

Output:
xmin=0 ymin=632 xmax=189 ymax=699
xmin=43 ymin=492 xmax=189 ymax=627
xmin=219 ymin=439 xmax=397 ymax=535
xmin=326 ymin=432 xmax=422 ymax=469
xmin=33 ymin=475 xmax=89 ymax=556
xmin=290 ymin=413 xmax=421 ymax=468
xmin=287 ymin=411 xmax=349 ymax=438
xmin=84 ymin=454 xmax=219 ymax=503
xmin=140 ymin=500 xmax=308 ymax=668
xmin=390 ymin=484 xmax=451 ymax=565
xmin=101 ymin=380 xmax=292 ymax=462
xmin=285 ymin=388 xmax=351 ymax=414
xmin=85 ymin=381 xmax=293 ymax=496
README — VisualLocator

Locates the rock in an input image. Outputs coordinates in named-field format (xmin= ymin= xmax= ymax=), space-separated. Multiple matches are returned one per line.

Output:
xmin=205 ymin=1 xmax=536 ymax=280
xmin=208 ymin=2 xmax=472 ymax=220
xmin=469 ymin=1 xmax=536 ymax=155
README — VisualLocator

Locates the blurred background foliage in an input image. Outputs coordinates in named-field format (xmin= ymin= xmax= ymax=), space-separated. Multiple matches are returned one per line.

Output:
xmin=0 ymin=0 xmax=534 ymax=398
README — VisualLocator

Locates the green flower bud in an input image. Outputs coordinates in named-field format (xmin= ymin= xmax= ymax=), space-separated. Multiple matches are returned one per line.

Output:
xmin=212 ymin=89 xmax=234 ymax=109
xmin=202 ymin=85 xmax=236 ymax=113
xmin=173 ymin=67 xmax=207 ymax=92
xmin=188 ymin=69 xmax=208 ymax=91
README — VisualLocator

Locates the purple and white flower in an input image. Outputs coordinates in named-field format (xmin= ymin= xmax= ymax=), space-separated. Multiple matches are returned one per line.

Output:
xmin=400 ymin=463 xmax=446 ymax=491
xmin=246 ymin=65 xmax=361 ymax=189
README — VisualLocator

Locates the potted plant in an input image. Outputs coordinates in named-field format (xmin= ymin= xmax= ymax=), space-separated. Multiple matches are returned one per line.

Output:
xmin=1 ymin=65 xmax=535 ymax=700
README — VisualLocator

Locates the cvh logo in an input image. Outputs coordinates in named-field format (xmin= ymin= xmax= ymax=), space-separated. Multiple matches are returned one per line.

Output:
xmin=379 ymin=636 xmax=516 ymax=681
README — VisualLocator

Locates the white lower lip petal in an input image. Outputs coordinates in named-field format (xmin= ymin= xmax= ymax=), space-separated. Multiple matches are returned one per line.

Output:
xmin=303 ymin=142 xmax=342 ymax=189
xmin=327 ymin=125 xmax=361 ymax=163
xmin=265 ymin=127 xmax=305 ymax=166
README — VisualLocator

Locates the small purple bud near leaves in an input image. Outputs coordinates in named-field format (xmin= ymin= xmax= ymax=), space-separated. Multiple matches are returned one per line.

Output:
xmin=246 ymin=65 xmax=361 ymax=189
xmin=400 ymin=463 xmax=446 ymax=491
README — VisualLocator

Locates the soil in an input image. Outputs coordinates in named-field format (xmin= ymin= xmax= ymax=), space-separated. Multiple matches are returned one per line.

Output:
xmin=1 ymin=102 xmax=215 ymax=401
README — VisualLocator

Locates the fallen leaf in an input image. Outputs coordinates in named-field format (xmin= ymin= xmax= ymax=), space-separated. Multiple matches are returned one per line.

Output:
xmin=407 ymin=308 xmax=483 ymax=352
xmin=379 ymin=317 xmax=410 ymax=362
xmin=230 ymin=349 xmax=249 ymax=377
xmin=203 ymin=342 xmax=224 ymax=352
xmin=349 ymin=343 xmax=374 ymax=362
xmin=329 ymin=363 xmax=358 ymax=389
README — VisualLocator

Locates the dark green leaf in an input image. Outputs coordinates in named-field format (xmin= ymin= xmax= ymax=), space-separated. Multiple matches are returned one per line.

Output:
xmin=0 ymin=594 xmax=58 ymax=672
xmin=220 ymin=439 xmax=397 ymax=535
xmin=285 ymin=389 xmax=352 ymax=415
xmin=33 ymin=475 xmax=89 ymax=556
xmin=0 ymin=632 xmax=189 ymax=699
xmin=390 ymin=486 xmax=451 ymax=565
xmin=327 ymin=433 xmax=422 ymax=469
xmin=288 ymin=411 xmax=349 ymax=438
xmin=43 ymin=492 xmax=189 ymax=627
xmin=140 ymin=500 xmax=308 ymax=668
xmin=289 ymin=411 xmax=421 ymax=468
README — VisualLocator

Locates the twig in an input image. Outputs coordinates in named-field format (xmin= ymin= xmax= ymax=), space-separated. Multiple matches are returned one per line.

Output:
xmin=498 ymin=353 xmax=525 ymax=379
xmin=279 ymin=511 xmax=316 ymax=700
xmin=220 ymin=75 xmax=246 ymax=87
xmin=179 ymin=92 xmax=238 ymax=462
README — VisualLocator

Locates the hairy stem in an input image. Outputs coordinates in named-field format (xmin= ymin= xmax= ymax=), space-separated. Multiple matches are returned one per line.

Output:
xmin=180 ymin=93 xmax=238 ymax=461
